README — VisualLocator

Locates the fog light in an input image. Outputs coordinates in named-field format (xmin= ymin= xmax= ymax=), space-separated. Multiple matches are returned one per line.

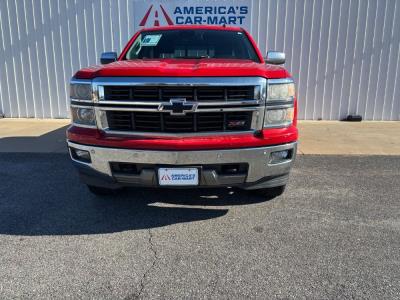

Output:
xmin=270 ymin=150 xmax=290 ymax=164
xmin=71 ymin=148 xmax=91 ymax=163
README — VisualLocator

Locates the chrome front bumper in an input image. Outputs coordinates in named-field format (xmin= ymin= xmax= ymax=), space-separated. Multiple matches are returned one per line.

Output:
xmin=67 ymin=141 xmax=297 ymax=189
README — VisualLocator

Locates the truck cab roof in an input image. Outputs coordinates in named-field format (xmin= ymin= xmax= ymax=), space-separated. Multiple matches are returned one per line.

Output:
xmin=139 ymin=25 xmax=245 ymax=32
xmin=74 ymin=25 xmax=291 ymax=79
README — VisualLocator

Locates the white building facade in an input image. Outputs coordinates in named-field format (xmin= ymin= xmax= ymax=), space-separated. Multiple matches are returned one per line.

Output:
xmin=0 ymin=0 xmax=399 ymax=120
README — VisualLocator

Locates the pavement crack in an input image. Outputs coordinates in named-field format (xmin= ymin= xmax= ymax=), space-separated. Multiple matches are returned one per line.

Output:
xmin=132 ymin=229 xmax=158 ymax=300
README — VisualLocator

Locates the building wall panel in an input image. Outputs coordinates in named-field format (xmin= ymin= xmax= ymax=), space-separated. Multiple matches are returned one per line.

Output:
xmin=0 ymin=0 xmax=398 ymax=120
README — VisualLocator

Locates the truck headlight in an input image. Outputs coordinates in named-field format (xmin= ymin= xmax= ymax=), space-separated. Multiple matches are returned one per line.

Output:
xmin=268 ymin=82 xmax=295 ymax=100
xmin=70 ymin=83 xmax=92 ymax=100
xmin=71 ymin=106 xmax=96 ymax=127
xmin=264 ymin=107 xmax=294 ymax=127
xmin=264 ymin=78 xmax=295 ymax=128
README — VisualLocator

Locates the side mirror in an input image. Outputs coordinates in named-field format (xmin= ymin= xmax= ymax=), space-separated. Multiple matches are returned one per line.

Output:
xmin=100 ymin=52 xmax=117 ymax=64
xmin=265 ymin=51 xmax=285 ymax=65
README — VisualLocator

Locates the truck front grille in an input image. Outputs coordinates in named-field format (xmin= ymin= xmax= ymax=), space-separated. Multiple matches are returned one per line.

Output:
xmin=106 ymin=111 xmax=252 ymax=133
xmin=94 ymin=77 xmax=266 ymax=135
xmin=104 ymin=86 xmax=255 ymax=102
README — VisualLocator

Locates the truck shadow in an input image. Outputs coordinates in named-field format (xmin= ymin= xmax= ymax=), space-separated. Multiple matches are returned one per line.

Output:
xmin=0 ymin=153 xmax=275 ymax=236
xmin=0 ymin=125 xmax=69 ymax=153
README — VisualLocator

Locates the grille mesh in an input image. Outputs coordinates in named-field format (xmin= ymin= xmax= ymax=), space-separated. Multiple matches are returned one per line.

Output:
xmin=106 ymin=111 xmax=252 ymax=133
xmin=104 ymin=86 xmax=255 ymax=102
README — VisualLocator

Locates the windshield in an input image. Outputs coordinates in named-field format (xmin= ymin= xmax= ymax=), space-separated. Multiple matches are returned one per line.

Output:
xmin=125 ymin=29 xmax=260 ymax=62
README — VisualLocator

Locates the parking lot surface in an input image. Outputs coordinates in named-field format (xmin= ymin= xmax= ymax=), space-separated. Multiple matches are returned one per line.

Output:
xmin=0 ymin=154 xmax=399 ymax=299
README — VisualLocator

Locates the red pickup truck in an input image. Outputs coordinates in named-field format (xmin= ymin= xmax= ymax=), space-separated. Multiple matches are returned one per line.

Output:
xmin=67 ymin=25 xmax=298 ymax=197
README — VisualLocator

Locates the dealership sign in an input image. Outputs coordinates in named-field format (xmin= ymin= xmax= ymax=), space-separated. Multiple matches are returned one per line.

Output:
xmin=134 ymin=0 xmax=252 ymax=30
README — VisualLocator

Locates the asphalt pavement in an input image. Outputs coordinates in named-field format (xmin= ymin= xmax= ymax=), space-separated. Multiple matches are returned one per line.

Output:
xmin=0 ymin=153 xmax=399 ymax=299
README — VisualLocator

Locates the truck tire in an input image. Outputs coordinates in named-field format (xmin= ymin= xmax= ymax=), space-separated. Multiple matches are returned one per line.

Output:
xmin=87 ymin=185 xmax=118 ymax=196
xmin=253 ymin=185 xmax=286 ymax=198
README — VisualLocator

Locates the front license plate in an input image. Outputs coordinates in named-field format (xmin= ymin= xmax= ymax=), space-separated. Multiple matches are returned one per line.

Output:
xmin=158 ymin=168 xmax=199 ymax=186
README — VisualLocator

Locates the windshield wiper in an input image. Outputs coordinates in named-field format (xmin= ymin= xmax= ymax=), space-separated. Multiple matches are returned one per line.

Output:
xmin=178 ymin=55 xmax=210 ymax=59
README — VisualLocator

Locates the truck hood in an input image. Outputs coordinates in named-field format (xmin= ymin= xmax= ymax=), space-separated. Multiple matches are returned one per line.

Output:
xmin=74 ymin=59 xmax=290 ymax=79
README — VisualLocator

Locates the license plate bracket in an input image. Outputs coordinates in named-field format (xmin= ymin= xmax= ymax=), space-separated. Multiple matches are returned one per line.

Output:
xmin=158 ymin=168 xmax=199 ymax=186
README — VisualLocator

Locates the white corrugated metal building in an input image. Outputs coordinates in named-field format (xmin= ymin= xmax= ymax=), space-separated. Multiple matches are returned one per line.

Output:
xmin=0 ymin=0 xmax=399 ymax=120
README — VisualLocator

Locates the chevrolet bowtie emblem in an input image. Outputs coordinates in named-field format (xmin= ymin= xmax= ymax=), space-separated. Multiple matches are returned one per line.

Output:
xmin=158 ymin=98 xmax=198 ymax=115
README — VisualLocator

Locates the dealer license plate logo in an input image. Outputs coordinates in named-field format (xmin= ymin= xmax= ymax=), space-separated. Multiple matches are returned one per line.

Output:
xmin=158 ymin=168 xmax=199 ymax=186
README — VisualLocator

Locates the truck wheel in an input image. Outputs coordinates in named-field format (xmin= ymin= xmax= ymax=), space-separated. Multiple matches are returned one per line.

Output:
xmin=253 ymin=185 xmax=286 ymax=198
xmin=87 ymin=185 xmax=118 ymax=196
